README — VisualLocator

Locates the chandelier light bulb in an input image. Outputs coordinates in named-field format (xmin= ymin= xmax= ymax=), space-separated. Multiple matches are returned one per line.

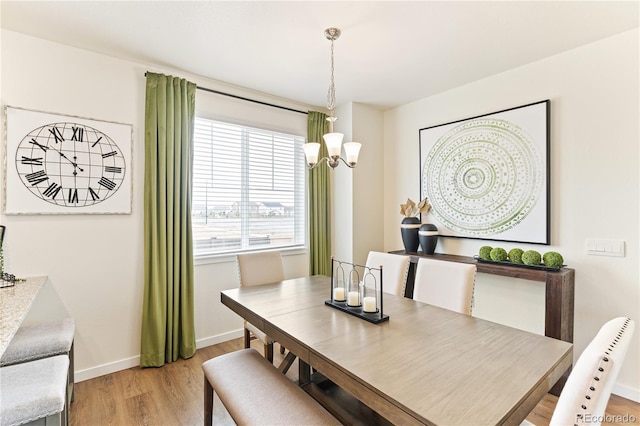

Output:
xmin=343 ymin=142 xmax=362 ymax=166
xmin=323 ymin=132 xmax=344 ymax=158
xmin=302 ymin=142 xmax=321 ymax=167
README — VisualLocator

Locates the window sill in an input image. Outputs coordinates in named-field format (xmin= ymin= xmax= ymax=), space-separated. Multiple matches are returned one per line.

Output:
xmin=194 ymin=246 xmax=308 ymax=266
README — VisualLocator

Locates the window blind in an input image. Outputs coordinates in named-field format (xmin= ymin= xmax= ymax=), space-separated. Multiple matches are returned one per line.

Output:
xmin=192 ymin=117 xmax=306 ymax=256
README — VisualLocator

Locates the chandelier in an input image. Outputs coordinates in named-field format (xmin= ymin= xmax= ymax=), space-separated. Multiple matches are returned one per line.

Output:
xmin=303 ymin=28 xmax=362 ymax=169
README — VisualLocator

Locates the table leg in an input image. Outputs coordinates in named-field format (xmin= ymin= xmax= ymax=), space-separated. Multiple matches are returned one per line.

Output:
xmin=298 ymin=359 xmax=311 ymax=386
xmin=278 ymin=351 xmax=297 ymax=375
xmin=545 ymin=269 xmax=575 ymax=395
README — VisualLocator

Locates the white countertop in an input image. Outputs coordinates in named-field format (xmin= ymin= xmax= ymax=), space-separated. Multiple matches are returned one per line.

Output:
xmin=0 ymin=276 xmax=47 ymax=357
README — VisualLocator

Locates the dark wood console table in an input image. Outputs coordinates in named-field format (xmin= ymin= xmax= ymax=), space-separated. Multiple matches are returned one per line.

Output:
xmin=390 ymin=250 xmax=575 ymax=395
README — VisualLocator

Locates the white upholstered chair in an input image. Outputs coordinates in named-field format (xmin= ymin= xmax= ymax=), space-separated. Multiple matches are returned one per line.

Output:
xmin=522 ymin=317 xmax=635 ymax=426
xmin=364 ymin=251 xmax=411 ymax=297
xmin=413 ymin=258 xmax=476 ymax=315
xmin=236 ymin=251 xmax=285 ymax=363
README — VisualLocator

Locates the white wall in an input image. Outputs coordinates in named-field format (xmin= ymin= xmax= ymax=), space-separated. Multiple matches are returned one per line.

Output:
xmin=333 ymin=102 xmax=385 ymax=267
xmin=384 ymin=29 xmax=640 ymax=400
xmin=0 ymin=29 xmax=311 ymax=381
xmin=352 ymin=103 xmax=385 ymax=267
xmin=332 ymin=103 xmax=354 ymax=263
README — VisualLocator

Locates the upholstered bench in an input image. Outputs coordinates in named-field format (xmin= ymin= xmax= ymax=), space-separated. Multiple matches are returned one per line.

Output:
xmin=0 ymin=355 xmax=69 ymax=426
xmin=202 ymin=348 xmax=340 ymax=425
xmin=0 ymin=318 xmax=75 ymax=405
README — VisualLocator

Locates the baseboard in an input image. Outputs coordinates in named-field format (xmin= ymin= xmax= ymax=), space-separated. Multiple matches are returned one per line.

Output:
xmin=75 ymin=355 xmax=140 ymax=382
xmin=75 ymin=329 xmax=243 ymax=383
xmin=196 ymin=329 xmax=243 ymax=350
xmin=613 ymin=383 xmax=640 ymax=403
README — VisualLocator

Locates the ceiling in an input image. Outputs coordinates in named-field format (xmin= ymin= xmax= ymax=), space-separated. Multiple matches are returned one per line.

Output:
xmin=1 ymin=1 xmax=638 ymax=110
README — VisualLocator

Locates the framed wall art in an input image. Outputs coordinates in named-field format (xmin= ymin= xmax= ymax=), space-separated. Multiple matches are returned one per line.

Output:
xmin=419 ymin=100 xmax=550 ymax=245
xmin=4 ymin=106 xmax=133 ymax=214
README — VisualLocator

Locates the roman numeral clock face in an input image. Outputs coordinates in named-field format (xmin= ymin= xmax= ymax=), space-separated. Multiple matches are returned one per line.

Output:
xmin=15 ymin=122 xmax=126 ymax=207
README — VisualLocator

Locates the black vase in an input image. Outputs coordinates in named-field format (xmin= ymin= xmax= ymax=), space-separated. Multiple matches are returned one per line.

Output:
xmin=400 ymin=217 xmax=421 ymax=253
xmin=418 ymin=224 xmax=438 ymax=254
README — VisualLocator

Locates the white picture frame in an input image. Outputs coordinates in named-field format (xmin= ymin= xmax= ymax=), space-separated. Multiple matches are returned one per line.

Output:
xmin=4 ymin=106 xmax=133 ymax=214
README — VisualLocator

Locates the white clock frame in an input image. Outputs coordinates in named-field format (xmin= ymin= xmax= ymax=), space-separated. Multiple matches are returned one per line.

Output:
xmin=3 ymin=106 xmax=133 ymax=214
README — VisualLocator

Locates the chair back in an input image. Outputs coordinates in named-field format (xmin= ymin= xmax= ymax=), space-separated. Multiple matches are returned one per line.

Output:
xmin=236 ymin=251 xmax=285 ymax=287
xmin=364 ymin=251 xmax=411 ymax=297
xmin=413 ymin=258 xmax=476 ymax=315
xmin=550 ymin=317 xmax=635 ymax=426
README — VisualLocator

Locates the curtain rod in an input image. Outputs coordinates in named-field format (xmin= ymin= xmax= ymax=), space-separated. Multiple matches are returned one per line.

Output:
xmin=197 ymin=86 xmax=308 ymax=115
xmin=144 ymin=72 xmax=308 ymax=115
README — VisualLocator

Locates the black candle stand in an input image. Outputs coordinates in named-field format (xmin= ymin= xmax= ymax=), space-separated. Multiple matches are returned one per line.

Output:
xmin=325 ymin=258 xmax=389 ymax=324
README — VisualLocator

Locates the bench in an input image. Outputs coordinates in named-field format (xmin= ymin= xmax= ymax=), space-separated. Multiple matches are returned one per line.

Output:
xmin=1 ymin=318 xmax=76 ymax=406
xmin=0 ymin=355 xmax=69 ymax=426
xmin=202 ymin=348 xmax=340 ymax=425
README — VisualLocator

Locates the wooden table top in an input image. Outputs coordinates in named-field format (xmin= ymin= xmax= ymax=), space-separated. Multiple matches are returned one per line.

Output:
xmin=221 ymin=275 xmax=573 ymax=425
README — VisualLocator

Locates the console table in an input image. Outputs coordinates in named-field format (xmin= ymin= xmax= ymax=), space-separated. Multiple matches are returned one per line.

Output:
xmin=390 ymin=251 xmax=574 ymax=395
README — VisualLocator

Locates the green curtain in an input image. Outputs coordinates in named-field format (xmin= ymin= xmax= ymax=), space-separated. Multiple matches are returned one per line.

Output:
xmin=307 ymin=111 xmax=331 ymax=276
xmin=140 ymin=72 xmax=197 ymax=367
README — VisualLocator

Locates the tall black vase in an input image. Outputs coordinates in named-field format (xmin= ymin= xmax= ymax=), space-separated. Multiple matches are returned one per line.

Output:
xmin=400 ymin=217 xmax=421 ymax=253
xmin=419 ymin=223 xmax=439 ymax=254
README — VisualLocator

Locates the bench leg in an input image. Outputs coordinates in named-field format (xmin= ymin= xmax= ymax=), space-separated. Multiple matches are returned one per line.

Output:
xmin=204 ymin=376 xmax=213 ymax=426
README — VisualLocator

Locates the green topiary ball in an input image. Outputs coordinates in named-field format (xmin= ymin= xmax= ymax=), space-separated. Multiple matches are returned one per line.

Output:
xmin=522 ymin=250 xmax=542 ymax=266
xmin=490 ymin=247 xmax=508 ymax=261
xmin=508 ymin=248 xmax=524 ymax=264
xmin=543 ymin=251 xmax=564 ymax=268
xmin=479 ymin=245 xmax=493 ymax=260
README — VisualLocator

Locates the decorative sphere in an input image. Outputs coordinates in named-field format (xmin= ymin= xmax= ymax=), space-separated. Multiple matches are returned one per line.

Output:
xmin=508 ymin=248 xmax=524 ymax=264
xmin=522 ymin=250 xmax=542 ymax=266
xmin=490 ymin=247 xmax=508 ymax=261
xmin=479 ymin=246 xmax=493 ymax=260
xmin=543 ymin=251 xmax=564 ymax=268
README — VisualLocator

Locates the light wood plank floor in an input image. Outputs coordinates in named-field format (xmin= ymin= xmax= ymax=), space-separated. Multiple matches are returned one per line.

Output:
xmin=70 ymin=338 xmax=639 ymax=425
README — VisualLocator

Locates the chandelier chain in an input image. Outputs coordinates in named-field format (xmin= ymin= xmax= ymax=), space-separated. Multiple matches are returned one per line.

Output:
xmin=327 ymin=37 xmax=336 ymax=115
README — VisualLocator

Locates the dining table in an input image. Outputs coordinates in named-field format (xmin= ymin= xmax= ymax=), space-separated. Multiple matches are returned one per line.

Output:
xmin=221 ymin=275 xmax=573 ymax=425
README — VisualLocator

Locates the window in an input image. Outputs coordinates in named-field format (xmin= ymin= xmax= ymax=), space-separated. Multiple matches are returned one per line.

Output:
xmin=192 ymin=117 xmax=306 ymax=256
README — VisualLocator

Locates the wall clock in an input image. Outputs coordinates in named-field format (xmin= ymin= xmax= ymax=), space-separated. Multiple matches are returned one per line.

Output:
xmin=4 ymin=106 xmax=133 ymax=214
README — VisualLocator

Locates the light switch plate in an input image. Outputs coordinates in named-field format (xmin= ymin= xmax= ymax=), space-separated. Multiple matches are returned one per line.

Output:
xmin=585 ymin=239 xmax=625 ymax=257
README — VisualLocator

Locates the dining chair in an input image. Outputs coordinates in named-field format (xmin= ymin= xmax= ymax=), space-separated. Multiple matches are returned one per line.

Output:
xmin=364 ymin=251 xmax=411 ymax=297
xmin=412 ymin=258 xmax=476 ymax=315
xmin=236 ymin=250 xmax=285 ymax=363
xmin=526 ymin=317 xmax=635 ymax=426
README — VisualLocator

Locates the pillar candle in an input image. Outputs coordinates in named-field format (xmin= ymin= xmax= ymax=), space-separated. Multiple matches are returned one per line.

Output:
xmin=363 ymin=296 xmax=377 ymax=313
xmin=347 ymin=291 xmax=360 ymax=306
xmin=334 ymin=287 xmax=346 ymax=301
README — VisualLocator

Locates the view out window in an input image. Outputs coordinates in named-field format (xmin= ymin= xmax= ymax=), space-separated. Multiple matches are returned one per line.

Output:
xmin=192 ymin=117 xmax=306 ymax=256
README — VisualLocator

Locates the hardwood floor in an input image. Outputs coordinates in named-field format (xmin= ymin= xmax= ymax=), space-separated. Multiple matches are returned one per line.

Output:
xmin=70 ymin=338 xmax=639 ymax=425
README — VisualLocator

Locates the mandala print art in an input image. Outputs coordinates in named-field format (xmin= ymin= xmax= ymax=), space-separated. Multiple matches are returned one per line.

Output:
xmin=423 ymin=118 xmax=543 ymax=236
